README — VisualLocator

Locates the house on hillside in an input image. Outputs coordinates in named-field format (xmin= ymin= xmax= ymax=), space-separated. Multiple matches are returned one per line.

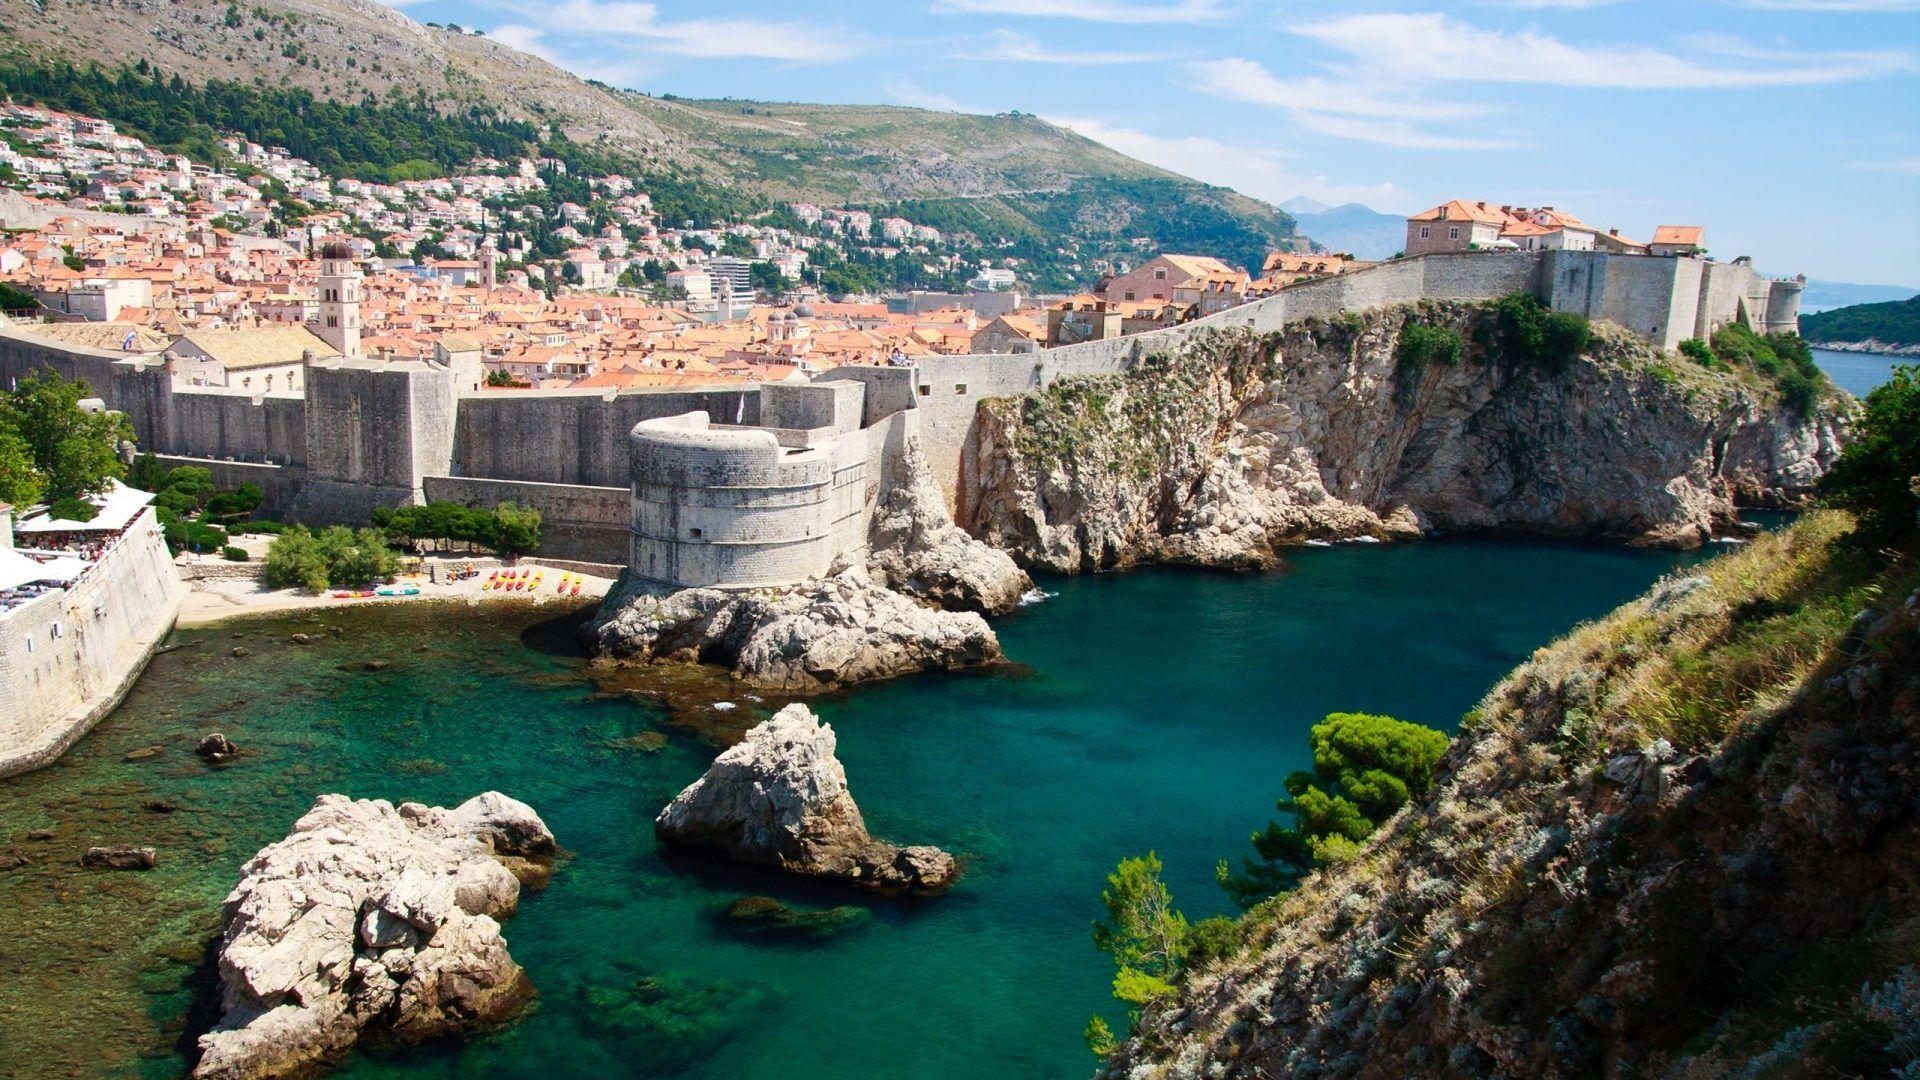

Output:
xmin=1406 ymin=201 xmax=1516 ymax=255
xmin=1047 ymin=295 xmax=1122 ymax=347
xmin=970 ymin=313 xmax=1044 ymax=354
xmin=1651 ymin=226 xmax=1706 ymax=258
xmin=1100 ymin=254 xmax=1243 ymax=306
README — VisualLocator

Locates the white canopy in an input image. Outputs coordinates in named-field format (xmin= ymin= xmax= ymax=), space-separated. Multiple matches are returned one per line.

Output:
xmin=0 ymin=548 xmax=87 ymax=590
xmin=16 ymin=480 xmax=155 ymax=534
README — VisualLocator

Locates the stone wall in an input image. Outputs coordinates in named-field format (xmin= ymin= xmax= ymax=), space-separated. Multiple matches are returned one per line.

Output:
xmin=420 ymin=475 xmax=630 ymax=564
xmin=0 ymin=506 xmax=186 ymax=778
xmin=449 ymin=386 xmax=760 ymax=488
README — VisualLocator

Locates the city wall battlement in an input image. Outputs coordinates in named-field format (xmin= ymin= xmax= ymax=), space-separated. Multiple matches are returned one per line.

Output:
xmin=0 ymin=250 xmax=1800 ymax=566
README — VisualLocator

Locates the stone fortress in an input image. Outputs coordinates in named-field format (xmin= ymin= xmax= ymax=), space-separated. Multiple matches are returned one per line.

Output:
xmin=0 ymin=249 xmax=1804 ymax=583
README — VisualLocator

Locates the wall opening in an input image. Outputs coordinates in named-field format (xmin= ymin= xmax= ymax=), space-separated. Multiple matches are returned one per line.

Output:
xmin=955 ymin=384 xmax=967 ymax=394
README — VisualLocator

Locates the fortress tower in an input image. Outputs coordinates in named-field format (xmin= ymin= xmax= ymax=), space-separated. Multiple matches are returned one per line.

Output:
xmin=315 ymin=241 xmax=362 ymax=358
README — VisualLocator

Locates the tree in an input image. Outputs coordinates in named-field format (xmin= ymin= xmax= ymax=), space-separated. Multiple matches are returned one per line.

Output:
xmin=262 ymin=525 xmax=399 ymax=591
xmin=0 ymin=370 xmax=134 ymax=502
xmin=492 ymin=502 xmax=542 ymax=557
xmin=1823 ymin=364 xmax=1920 ymax=543
xmin=262 ymin=527 xmax=331 ymax=592
xmin=1093 ymin=852 xmax=1190 ymax=1006
xmin=1219 ymin=712 xmax=1448 ymax=907
xmin=0 ymin=417 xmax=41 ymax=509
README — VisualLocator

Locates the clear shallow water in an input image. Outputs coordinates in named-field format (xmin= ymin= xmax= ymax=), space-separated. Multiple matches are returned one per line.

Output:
xmin=0 ymin=538 xmax=1722 ymax=1079
xmin=1813 ymin=346 xmax=1903 ymax=398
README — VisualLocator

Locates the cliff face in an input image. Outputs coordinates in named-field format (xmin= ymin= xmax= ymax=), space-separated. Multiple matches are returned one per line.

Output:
xmin=960 ymin=303 xmax=1848 ymax=574
xmin=1106 ymin=513 xmax=1919 ymax=1078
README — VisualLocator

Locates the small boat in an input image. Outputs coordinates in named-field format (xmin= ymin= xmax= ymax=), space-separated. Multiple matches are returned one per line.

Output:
xmin=570 ymin=583 xmax=581 ymax=596
xmin=332 ymin=590 xmax=359 ymax=598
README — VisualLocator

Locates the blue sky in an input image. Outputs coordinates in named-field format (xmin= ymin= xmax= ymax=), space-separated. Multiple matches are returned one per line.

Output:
xmin=394 ymin=0 xmax=1917 ymax=284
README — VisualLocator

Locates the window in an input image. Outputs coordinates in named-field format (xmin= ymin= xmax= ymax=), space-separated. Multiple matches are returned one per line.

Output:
xmin=1125 ymin=291 xmax=1136 ymax=301
xmin=917 ymin=385 xmax=930 ymax=396
xmin=1154 ymin=269 xmax=1166 ymax=280
xmin=688 ymin=527 xmax=702 ymax=539
xmin=1449 ymin=227 xmax=1460 ymax=240
xmin=955 ymin=384 xmax=967 ymax=394
xmin=1419 ymin=226 xmax=1431 ymax=239
xmin=50 ymin=623 xmax=61 ymax=639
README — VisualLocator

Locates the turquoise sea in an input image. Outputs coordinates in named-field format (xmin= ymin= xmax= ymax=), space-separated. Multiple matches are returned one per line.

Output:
xmin=0 ymin=536 xmax=1737 ymax=1080
xmin=1813 ymin=346 xmax=1903 ymax=399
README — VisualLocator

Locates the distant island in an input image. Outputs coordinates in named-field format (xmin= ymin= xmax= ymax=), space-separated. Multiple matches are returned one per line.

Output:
xmin=1800 ymin=293 xmax=1920 ymax=356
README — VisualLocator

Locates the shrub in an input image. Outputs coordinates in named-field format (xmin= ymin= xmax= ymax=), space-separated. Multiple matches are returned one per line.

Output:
xmin=262 ymin=524 xmax=400 ymax=591
xmin=1395 ymin=323 xmax=1463 ymax=384
xmin=229 ymin=519 xmax=289 ymax=535
xmin=1710 ymin=325 xmax=1827 ymax=414
xmin=1679 ymin=338 xmax=1716 ymax=367
xmin=221 ymin=545 xmax=249 ymax=562
xmin=1489 ymin=293 xmax=1590 ymax=374
xmin=1822 ymin=364 xmax=1919 ymax=543
xmin=202 ymin=483 xmax=263 ymax=522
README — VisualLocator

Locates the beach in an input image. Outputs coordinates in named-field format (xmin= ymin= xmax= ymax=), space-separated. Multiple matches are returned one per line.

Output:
xmin=176 ymin=558 xmax=617 ymax=627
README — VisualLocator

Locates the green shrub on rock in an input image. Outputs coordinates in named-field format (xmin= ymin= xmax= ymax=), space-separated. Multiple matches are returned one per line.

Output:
xmin=1395 ymin=323 xmax=1464 ymax=390
xmin=1489 ymin=293 xmax=1591 ymax=374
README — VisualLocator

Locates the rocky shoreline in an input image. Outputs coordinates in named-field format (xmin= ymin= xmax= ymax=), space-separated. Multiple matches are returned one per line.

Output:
xmin=961 ymin=305 xmax=1848 ymax=574
xmin=583 ymin=437 xmax=1029 ymax=692
xmin=655 ymin=704 xmax=958 ymax=894
xmin=193 ymin=792 xmax=556 ymax=1079
xmin=1807 ymin=338 xmax=1919 ymax=358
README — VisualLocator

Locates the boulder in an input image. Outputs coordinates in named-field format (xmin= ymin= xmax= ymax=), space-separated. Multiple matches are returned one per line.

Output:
xmin=583 ymin=566 xmax=1001 ymax=694
xmin=196 ymin=733 xmax=239 ymax=761
xmin=83 ymin=846 xmax=155 ymax=870
xmin=655 ymin=704 xmax=957 ymax=893
xmin=192 ymin=792 xmax=555 ymax=1080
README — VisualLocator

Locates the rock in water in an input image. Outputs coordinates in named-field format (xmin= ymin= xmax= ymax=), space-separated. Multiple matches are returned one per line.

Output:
xmin=196 ymin=732 xmax=238 ymax=761
xmin=192 ymin=792 xmax=556 ymax=1080
xmin=654 ymin=704 xmax=957 ymax=893
xmin=83 ymin=846 xmax=155 ymax=870
xmin=582 ymin=566 xmax=1000 ymax=693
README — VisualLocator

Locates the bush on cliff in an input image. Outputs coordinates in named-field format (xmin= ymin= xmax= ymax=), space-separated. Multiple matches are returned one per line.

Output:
xmin=1218 ymin=712 xmax=1449 ymax=908
xmin=1394 ymin=324 xmax=1464 ymax=394
xmin=1486 ymin=293 xmax=1591 ymax=374
xmin=263 ymin=526 xmax=399 ymax=591
xmin=1822 ymin=364 xmax=1920 ymax=544
xmin=1710 ymin=324 xmax=1827 ymax=415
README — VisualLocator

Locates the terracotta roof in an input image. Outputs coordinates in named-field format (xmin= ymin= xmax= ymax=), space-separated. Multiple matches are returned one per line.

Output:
xmin=168 ymin=325 xmax=332 ymax=369
xmin=1652 ymin=226 xmax=1704 ymax=246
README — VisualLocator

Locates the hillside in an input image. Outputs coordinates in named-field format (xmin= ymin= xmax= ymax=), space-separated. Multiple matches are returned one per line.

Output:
xmin=0 ymin=0 xmax=1297 ymax=274
xmin=1283 ymin=198 xmax=1405 ymax=261
xmin=1105 ymin=509 xmax=1920 ymax=1077
xmin=1802 ymin=294 xmax=1920 ymax=352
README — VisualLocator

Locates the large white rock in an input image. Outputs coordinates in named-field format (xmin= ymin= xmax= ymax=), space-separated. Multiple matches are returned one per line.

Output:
xmin=655 ymin=704 xmax=957 ymax=893
xmin=582 ymin=565 xmax=1001 ymax=692
xmin=193 ymin=793 xmax=556 ymax=1080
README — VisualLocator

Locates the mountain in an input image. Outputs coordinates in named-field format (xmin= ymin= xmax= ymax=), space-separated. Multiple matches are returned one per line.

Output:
xmin=1284 ymin=199 xmax=1406 ymax=261
xmin=0 ymin=0 xmax=1297 ymax=278
xmin=1800 ymin=294 xmax=1920 ymax=350
xmin=1798 ymin=278 xmax=1920 ymax=314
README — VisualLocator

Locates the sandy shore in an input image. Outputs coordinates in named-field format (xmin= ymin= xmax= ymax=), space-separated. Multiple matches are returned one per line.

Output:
xmin=176 ymin=562 xmax=617 ymax=627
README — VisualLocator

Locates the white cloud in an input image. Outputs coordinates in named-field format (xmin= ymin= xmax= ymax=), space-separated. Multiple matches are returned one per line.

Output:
xmin=1044 ymin=114 xmax=1406 ymax=209
xmin=883 ymin=78 xmax=976 ymax=112
xmin=1291 ymin=12 xmax=1913 ymax=89
xmin=931 ymin=0 xmax=1227 ymax=25
xmin=1849 ymin=156 xmax=1920 ymax=175
xmin=1181 ymin=58 xmax=1513 ymax=150
xmin=1739 ymin=0 xmax=1920 ymax=10
xmin=504 ymin=1 xmax=874 ymax=62
xmin=963 ymin=29 xmax=1169 ymax=64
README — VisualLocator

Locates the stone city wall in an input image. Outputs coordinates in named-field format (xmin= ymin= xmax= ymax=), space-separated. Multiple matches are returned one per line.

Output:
xmin=451 ymin=386 xmax=761 ymax=488
xmin=0 ymin=506 xmax=186 ymax=779
xmin=420 ymin=475 xmax=630 ymax=564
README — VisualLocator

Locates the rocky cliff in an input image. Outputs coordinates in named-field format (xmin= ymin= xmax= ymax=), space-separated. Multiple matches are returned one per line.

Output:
xmin=1104 ymin=513 xmax=1919 ymax=1078
xmin=961 ymin=303 xmax=1848 ymax=574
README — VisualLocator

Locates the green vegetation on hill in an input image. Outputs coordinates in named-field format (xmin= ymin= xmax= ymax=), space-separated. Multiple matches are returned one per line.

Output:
xmin=1801 ymin=294 xmax=1920 ymax=348
xmin=1823 ymin=364 xmax=1920 ymax=543
xmin=0 ymin=60 xmax=538 ymax=183
xmin=1679 ymin=324 xmax=1829 ymax=414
